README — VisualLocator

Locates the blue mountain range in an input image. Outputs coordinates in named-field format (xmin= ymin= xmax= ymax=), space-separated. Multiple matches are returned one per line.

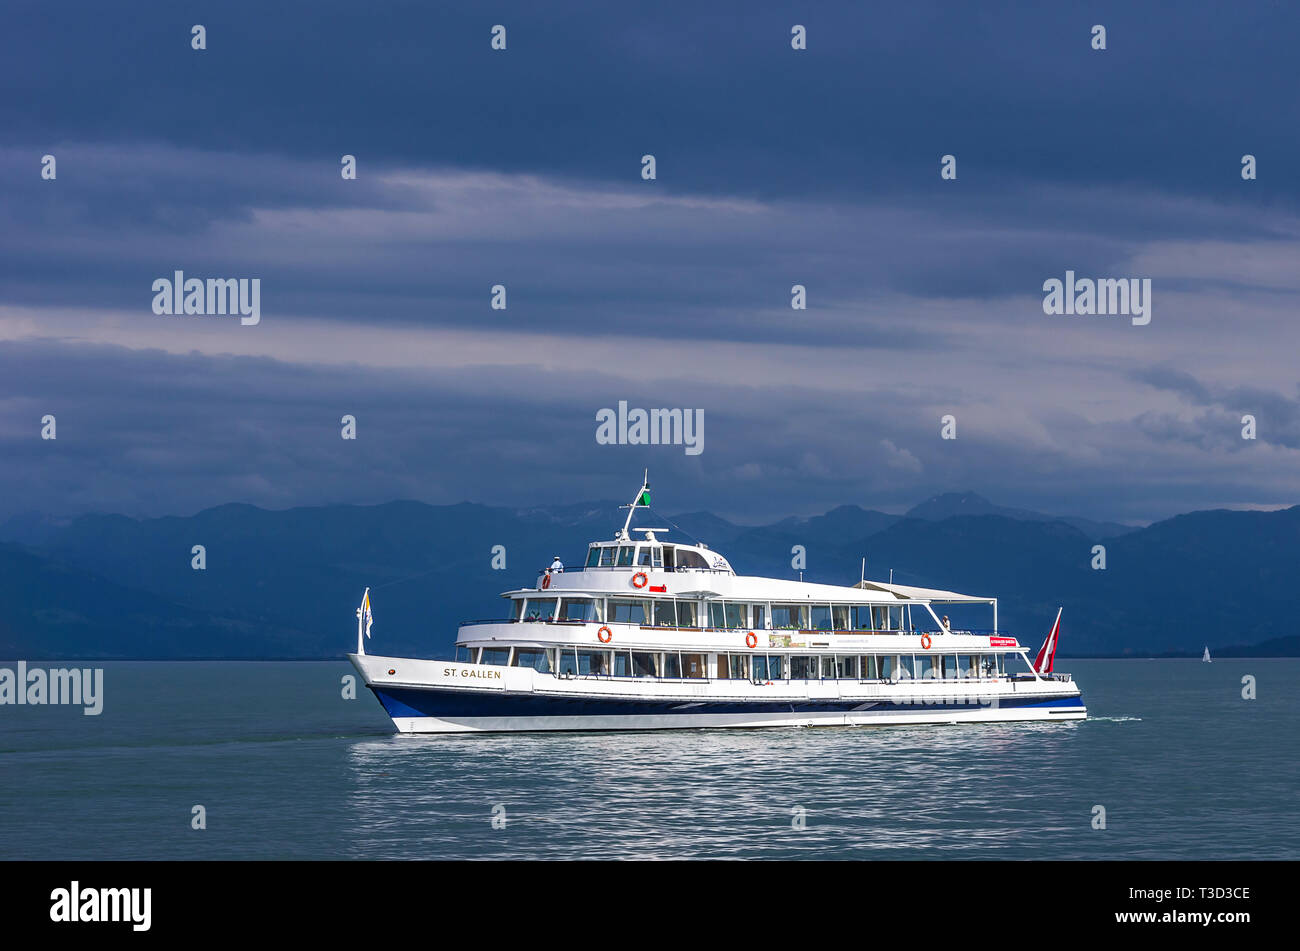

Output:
xmin=0 ymin=493 xmax=1294 ymax=659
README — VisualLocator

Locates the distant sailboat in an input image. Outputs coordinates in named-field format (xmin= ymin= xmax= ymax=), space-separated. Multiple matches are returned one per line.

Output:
xmin=1202 ymin=645 xmax=1212 ymax=663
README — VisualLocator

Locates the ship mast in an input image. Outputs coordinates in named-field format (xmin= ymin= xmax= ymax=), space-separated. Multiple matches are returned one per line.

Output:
xmin=618 ymin=469 xmax=651 ymax=539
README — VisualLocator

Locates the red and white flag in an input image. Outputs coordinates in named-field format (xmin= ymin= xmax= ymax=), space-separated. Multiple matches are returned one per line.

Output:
xmin=1034 ymin=607 xmax=1063 ymax=673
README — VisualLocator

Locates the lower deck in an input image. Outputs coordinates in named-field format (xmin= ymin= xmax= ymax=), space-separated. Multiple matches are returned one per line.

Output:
xmin=453 ymin=642 xmax=1051 ymax=685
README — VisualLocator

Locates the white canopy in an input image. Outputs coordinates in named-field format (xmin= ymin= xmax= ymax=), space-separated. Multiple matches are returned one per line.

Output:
xmin=853 ymin=580 xmax=994 ymax=604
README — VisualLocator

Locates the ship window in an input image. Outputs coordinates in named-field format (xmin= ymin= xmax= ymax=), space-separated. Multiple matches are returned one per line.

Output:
xmin=637 ymin=546 xmax=662 ymax=567
xmin=558 ymin=598 xmax=583 ymax=621
xmin=725 ymin=603 xmax=747 ymax=628
xmin=752 ymin=655 xmax=768 ymax=680
xmin=609 ymin=599 xmax=649 ymax=624
xmin=836 ymin=655 xmax=857 ymax=679
xmin=752 ymin=605 xmax=766 ymax=629
xmin=558 ymin=649 xmax=578 ymax=676
xmin=577 ymin=650 xmax=610 ymax=676
xmin=681 ymin=652 xmax=706 ymax=679
xmin=895 ymin=655 xmax=915 ymax=680
xmin=599 ymin=547 xmax=616 ymax=567
xmin=832 ymin=605 xmax=850 ymax=631
xmin=917 ymin=655 xmax=939 ymax=680
xmin=820 ymin=656 xmax=837 ymax=679
xmin=511 ymin=599 xmax=525 ymax=621
xmin=455 ymin=645 xmax=475 ymax=663
xmin=767 ymin=655 xmax=785 ymax=680
xmin=653 ymin=600 xmax=676 ymax=626
xmin=708 ymin=602 xmax=723 ymax=628
xmin=771 ymin=604 xmax=809 ymax=630
xmin=617 ymin=546 xmax=635 ymax=566
xmin=480 ymin=647 xmax=510 ymax=666
xmin=676 ymin=601 xmax=698 ymax=628
xmin=995 ymin=653 xmax=1007 ymax=675
xmin=811 ymin=606 xmax=833 ymax=631
xmin=663 ymin=652 xmax=682 ymax=678
xmin=957 ymin=654 xmax=975 ymax=679
xmin=652 ymin=547 xmax=662 ymax=567
xmin=559 ymin=598 xmax=599 ymax=622
xmin=860 ymin=655 xmax=878 ymax=679
xmin=586 ymin=548 xmax=601 ymax=568
xmin=513 ymin=649 xmax=551 ymax=673
xmin=715 ymin=653 xmax=749 ymax=679
xmin=675 ymin=549 xmax=709 ymax=570
xmin=613 ymin=651 xmax=632 ymax=677
xmin=942 ymin=654 xmax=960 ymax=679
xmin=523 ymin=598 xmax=557 ymax=621
xmin=632 ymin=652 xmax=658 ymax=677
xmin=790 ymin=656 xmax=817 ymax=680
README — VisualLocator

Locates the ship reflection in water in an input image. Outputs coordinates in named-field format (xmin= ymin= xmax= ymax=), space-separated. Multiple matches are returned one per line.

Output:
xmin=341 ymin=720 xmax=1096 ymax=860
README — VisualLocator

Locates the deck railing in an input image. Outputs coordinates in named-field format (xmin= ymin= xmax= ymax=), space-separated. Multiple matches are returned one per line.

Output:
xmin=542 ymin=565 xmax=731 ymax=575
xmin=461 ymin=618 xmax=1017 ymax=639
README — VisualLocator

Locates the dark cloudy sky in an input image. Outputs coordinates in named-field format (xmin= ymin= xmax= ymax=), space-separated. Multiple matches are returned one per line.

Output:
xmin=2 ymin=1 xmax=1298 ymax=525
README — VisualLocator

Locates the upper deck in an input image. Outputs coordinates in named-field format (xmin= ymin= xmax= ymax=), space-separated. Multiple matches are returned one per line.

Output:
xmin=464 ymin=477 xmax=1003 ymax=646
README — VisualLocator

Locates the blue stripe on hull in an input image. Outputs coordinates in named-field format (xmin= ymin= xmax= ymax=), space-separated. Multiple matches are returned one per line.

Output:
xmin=373 ymin=686 xmax=1084 ymax=720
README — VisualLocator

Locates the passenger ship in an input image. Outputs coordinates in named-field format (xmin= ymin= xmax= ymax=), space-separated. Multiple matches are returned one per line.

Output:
xmin=349 ymin=478 xmax=1085 ymax=733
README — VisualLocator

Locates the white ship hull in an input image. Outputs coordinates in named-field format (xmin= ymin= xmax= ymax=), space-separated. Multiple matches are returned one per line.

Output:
xmin=350 ymin=653 xmax=1085 ymax=734
xmin=386 ymin=706 xmax=1085 ymax=734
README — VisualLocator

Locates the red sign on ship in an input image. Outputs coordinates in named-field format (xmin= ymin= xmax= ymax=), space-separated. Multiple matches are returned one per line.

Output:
xmin=989 ymin=636 xmax=1018 ymax=647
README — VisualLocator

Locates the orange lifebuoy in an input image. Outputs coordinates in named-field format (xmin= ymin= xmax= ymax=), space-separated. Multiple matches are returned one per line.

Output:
xmin=745 ymin=631 xmax=758 ymax=648
xmin=631 ymin=571 xmax=648 ymax=588
xmin=920 ymin=633 xmax=932 ymax=650
xmin=598 ymin=626 xmax=613 ymax=643
xmin=541 ymin=573 xmax=551 ymax=589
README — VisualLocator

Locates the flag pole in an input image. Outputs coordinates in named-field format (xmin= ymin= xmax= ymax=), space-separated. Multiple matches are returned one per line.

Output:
xmin=356 ymin=603 xmax=364 ymax=656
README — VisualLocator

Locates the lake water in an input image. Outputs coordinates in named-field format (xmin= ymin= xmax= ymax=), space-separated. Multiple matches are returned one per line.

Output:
xmin=1 ymin=659 xmax=1294 ymax=860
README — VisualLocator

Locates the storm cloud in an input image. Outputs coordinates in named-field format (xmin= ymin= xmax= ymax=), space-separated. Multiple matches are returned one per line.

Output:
xmin=2 ymin=2 xmax=1298 ymax=525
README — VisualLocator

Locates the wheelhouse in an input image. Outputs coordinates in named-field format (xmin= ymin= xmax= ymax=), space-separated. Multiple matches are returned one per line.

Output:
xmin=582 ymin=535 xmax=732 ymax=574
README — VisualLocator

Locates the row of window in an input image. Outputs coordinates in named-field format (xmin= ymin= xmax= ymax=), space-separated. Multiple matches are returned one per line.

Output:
xmin=513 ymin=596 xmax=910 ymax=631
xmin=459 ymin=646 xmax=1011 ymax=681
xmin=583 ymin=544 xmax=714 ymax=571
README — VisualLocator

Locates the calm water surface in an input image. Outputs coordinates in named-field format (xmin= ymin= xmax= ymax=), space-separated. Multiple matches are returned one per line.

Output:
xmin=0 ymin=659 xmax=1294 ymax=859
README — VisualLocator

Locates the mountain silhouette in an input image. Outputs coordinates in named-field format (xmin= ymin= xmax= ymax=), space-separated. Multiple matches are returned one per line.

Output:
xmin=0 ymin=496 xmax=1293 ymax=659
